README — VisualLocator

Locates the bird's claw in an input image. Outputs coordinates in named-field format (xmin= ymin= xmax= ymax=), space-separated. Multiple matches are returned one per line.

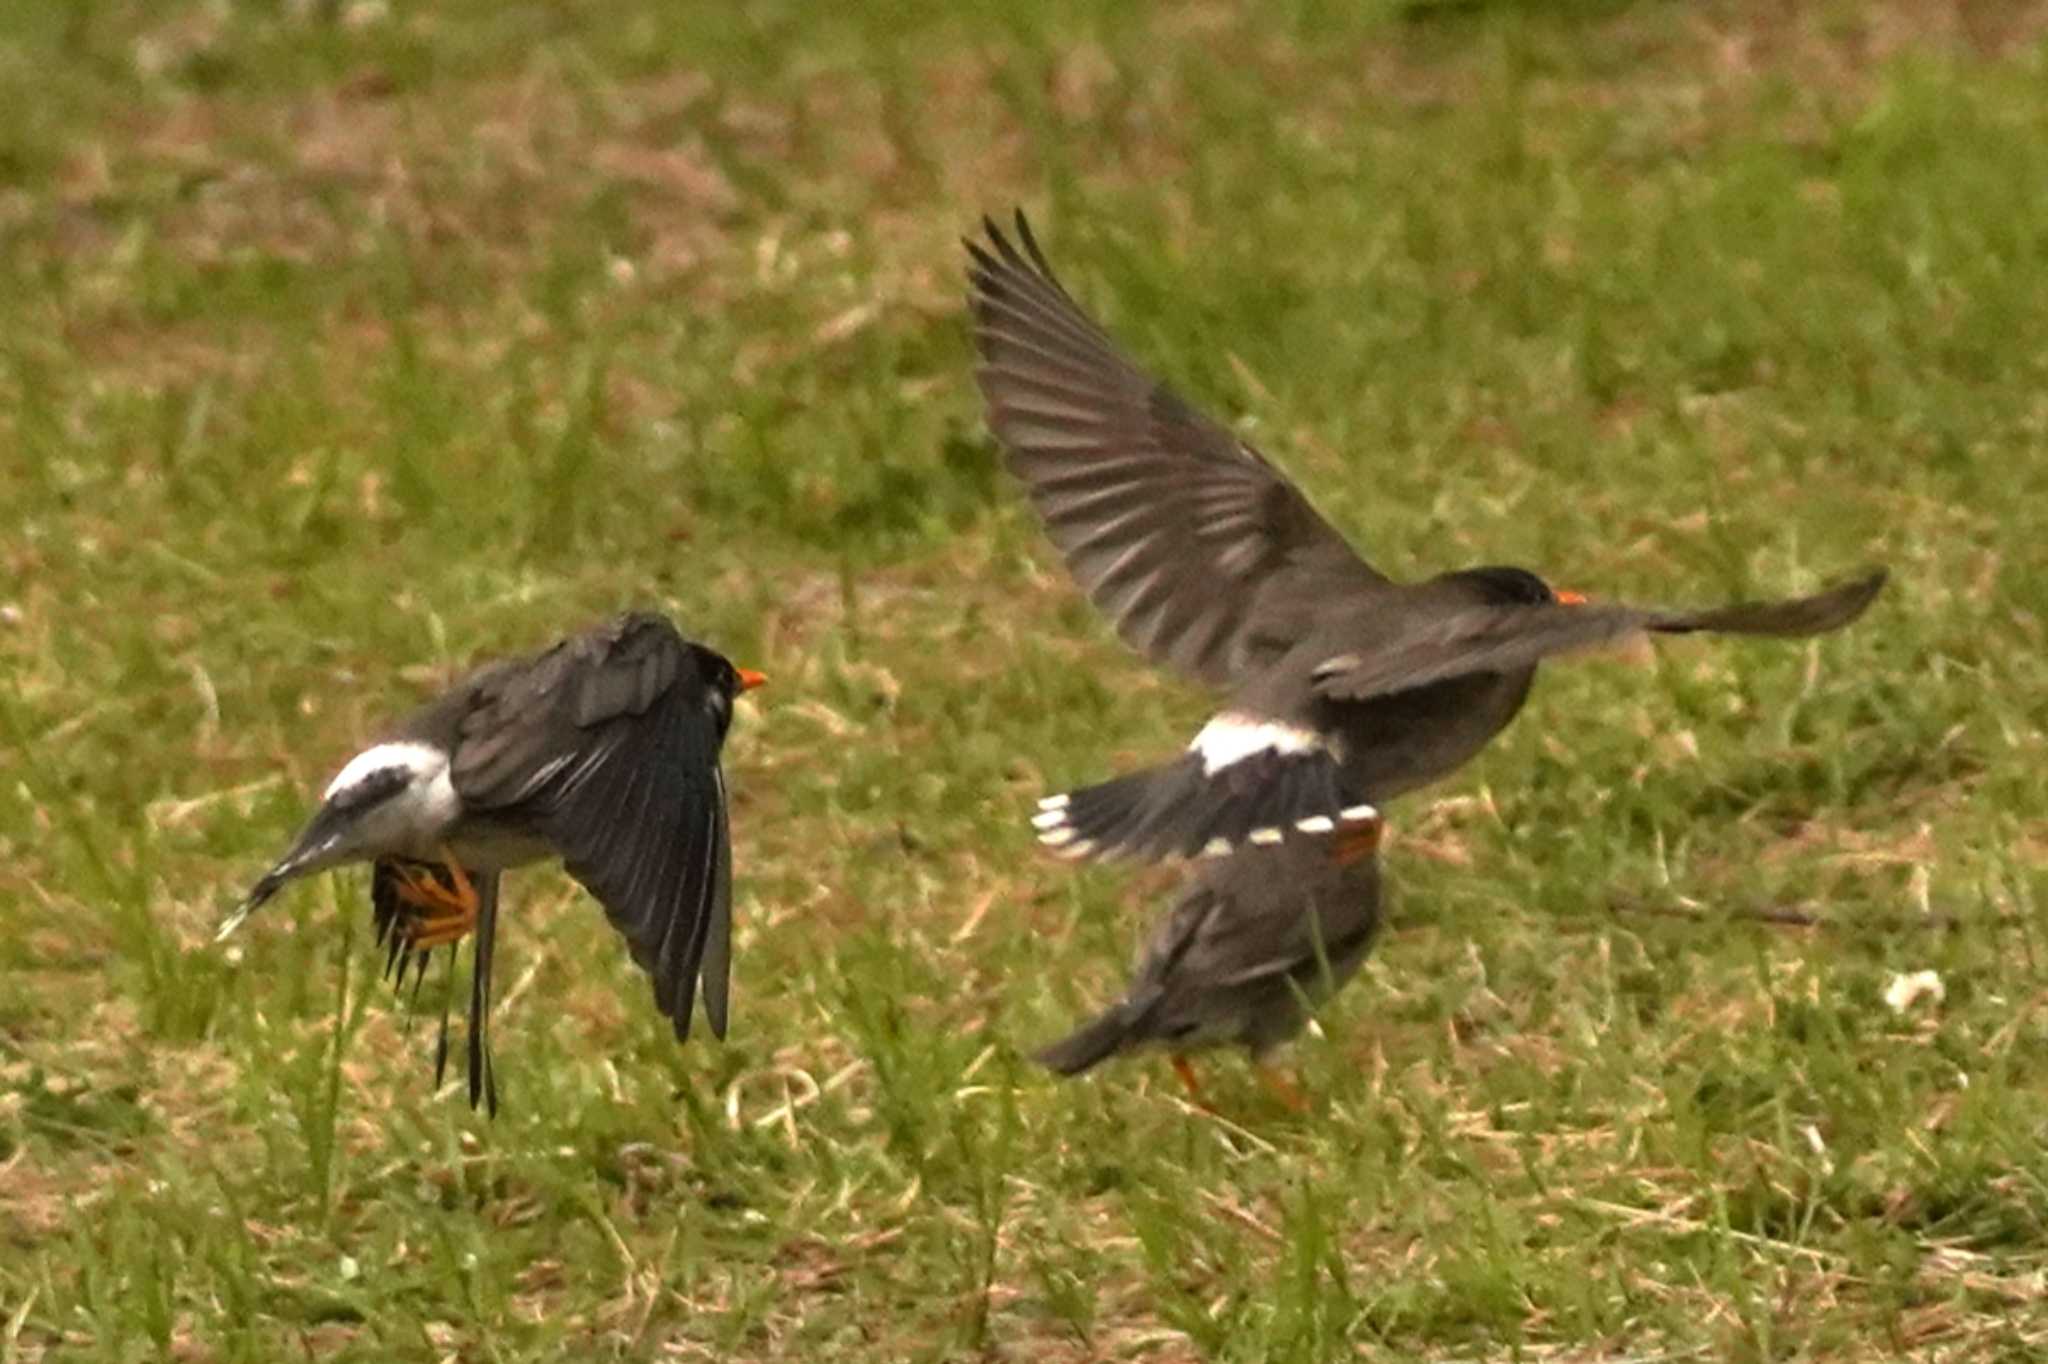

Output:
xmin=388 ymin=854 xmax=481 ymax=950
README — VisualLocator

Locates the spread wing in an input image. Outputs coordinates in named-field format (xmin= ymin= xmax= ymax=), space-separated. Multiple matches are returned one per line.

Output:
xmin=1313 ymin=568 xmax=1888 ymax=702
xmin=1653 ymin=567 xmax=1887 ymax=638
xmin=449 ymin=615 xmax=734 ymax=1041
xmin=967 ymin=210 xmax=1387 ymax=689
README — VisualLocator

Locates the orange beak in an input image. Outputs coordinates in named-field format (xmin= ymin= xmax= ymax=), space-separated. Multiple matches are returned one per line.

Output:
xmin=737 ymin=667 xmax=768 ymax=692
xmin=1555 ymin=589 xmax=1588 ymax=605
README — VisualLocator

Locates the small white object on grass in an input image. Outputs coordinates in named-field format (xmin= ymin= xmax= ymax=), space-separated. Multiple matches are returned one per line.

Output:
xmin=1883 ymin=969 xmax=1945 ymax=1015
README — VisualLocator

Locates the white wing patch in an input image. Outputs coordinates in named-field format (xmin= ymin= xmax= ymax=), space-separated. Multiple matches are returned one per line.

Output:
xmin=1188 ymin=712 xmax=1325 ymax=777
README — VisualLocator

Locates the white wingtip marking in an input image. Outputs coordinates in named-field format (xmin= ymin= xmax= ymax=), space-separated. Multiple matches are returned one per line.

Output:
xmin=1200 ymin=837 xmax=1233 ymax=859
xmin=1248 ymin=827 xmax=1284 ymax=846
xmin=1294 ymin=816 xmax=1336 ymax=834
xmin=1039 ymin=826 xmax=1078 ymax=847
xmin=1030 ymin=808 xmax=1068 ymax=830
xmin=1037 ymin=793 xmax=1071 ymax=811
xmin=1052 ymin=838 xmax=1096 ymax=860
xmin=1340 ymin=804 xmax=1379 ymax=823
xmin=214 ymin=907 xmax=252 ymax=942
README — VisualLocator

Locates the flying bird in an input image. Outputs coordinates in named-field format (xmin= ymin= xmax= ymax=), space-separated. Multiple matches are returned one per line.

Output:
xmin=1034 ymin=818 xmax=1383 ymax=1106
xmin=966 ymin=210 xmax=1886 ymax=864
xmin=221 ymin=612 xmax=765 ymax=1112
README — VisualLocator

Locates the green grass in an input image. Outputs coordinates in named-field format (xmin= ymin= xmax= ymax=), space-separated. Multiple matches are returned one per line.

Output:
xmin=4 ymin=0 xmax=2048 ymax=1358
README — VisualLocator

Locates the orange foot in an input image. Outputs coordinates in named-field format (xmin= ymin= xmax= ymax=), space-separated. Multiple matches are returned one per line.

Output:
xmin=390 ymin=851 xmax=480 ymax=951
xmin=1168 ymin=1054 xmax=1226 ymax=1115
xmin=1255 ymin=1065 xmax=1310 ymax=1113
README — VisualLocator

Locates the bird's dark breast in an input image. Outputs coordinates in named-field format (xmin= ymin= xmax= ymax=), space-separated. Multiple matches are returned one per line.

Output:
xmin=1323 ymin=666 xmax=1538 ymax=801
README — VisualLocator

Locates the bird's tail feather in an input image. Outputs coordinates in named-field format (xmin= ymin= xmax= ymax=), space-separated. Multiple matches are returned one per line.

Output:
xmin=214 ymin=875 xmax=284 ymax=942
xmin=1033 ymin=1005 xmax=1141 ymax=1076
xmin=1032 ymin=752 xmax=1377 ymax=864
xmin=466 ymin=873 xmax=500 ymax=1116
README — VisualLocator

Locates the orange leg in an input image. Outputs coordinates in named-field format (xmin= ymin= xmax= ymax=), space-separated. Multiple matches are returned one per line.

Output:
xmin=390 ymin=850 xmax=481 ymax=950
xmin=1170 ymin=1055 xmax=1205 ymax=1103
xmin=1255 ymin=1065 xmax=1310 ymax=1113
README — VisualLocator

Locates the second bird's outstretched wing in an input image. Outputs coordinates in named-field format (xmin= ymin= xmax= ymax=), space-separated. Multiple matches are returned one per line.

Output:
xmin=968 ymin=210 xmax=1387 ymax=689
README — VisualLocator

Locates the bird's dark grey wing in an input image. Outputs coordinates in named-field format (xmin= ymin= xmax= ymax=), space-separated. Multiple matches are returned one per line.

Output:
xmin=968 ymin=211 xmax=1387 ymax=689
xmin=1312 ymin=569 xmax=1887 ymax=702
xmin=449 ymin=615 xmax=733 ymax=1041
xmin=696 ymin=768 xmax=733 ymax=1036
xmin=1647 ymin=567 xmax=1887 ymax=638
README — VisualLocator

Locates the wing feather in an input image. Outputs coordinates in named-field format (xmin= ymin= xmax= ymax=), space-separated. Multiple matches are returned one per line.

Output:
xmin=1312 ymin=570 xmax=1887 ymax=702
xmin=968 ymin=210 xmax=1386 ymax=688
xmin=449 ymin=614 xmax=737 ymax=1040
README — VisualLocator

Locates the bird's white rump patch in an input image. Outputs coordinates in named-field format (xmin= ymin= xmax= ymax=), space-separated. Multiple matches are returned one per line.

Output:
xmin=1188 ymin=712 xmax=1324 ymax=777
xmin=323 ymin=740 xmax=449 ymax=800
xmin=322 ymin=741 xmax=461 ymax=853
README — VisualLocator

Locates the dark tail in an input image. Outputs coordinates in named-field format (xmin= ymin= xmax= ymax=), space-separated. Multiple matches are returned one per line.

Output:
xmin=214 ymin=872 xmax=286 ymax=942
xmin=466 ymin=873 xmax=501 ymax=1116
xmin=371 ymin=861 xmax=425 ymax=991
xmin=1032 ymin=752 xmax=1378 ymax=864
xmin=1033 ymin=1004 xmax=1141 ymax=1076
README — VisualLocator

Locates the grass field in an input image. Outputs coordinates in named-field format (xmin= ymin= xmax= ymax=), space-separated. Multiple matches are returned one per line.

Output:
xmin=5 ymin=1 xmax=2048 ymax=1358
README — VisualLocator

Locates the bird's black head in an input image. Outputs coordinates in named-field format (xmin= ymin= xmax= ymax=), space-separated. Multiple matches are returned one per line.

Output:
xmin=1455 ymin=565 xmax=1558 ymax=607
xmin=691 ymin=645 xmax=766 ymax=737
